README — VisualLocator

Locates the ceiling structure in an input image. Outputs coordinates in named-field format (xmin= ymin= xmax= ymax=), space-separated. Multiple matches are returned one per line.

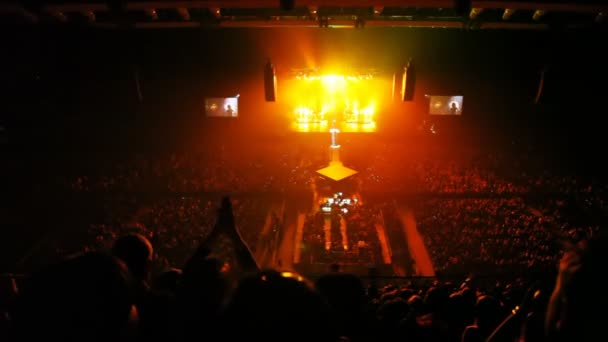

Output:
xmin=0 ymin=1 xmax=606 ymax=30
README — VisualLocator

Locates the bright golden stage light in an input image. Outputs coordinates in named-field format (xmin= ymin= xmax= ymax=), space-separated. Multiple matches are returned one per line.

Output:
xmin=286 ymin=71 xmax=384 ymax=133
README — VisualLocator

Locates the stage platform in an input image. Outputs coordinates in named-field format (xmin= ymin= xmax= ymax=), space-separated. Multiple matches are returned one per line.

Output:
xmin=292 ymin=121 xmax=377 ymax=133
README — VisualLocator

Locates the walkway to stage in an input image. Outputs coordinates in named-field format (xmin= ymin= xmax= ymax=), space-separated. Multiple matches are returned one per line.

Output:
xmin=395 ymin=204 xmax=435 ymax=277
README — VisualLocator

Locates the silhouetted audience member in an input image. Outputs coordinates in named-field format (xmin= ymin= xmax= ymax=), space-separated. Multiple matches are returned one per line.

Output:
xmin=151 ymin=268 xmax=182 ymax=294
xmin=0 ymin=275 xmax=18 ymax=341
xmin=520 ymin=289 xmax=549 ymax=342
xmin=111 ymin=234 xmax=158 ymax=341
xmin=462 ymin=295 xmax=503 ymax=342
xmin=410 ymin=286 xmax=454 ymax=342
xmin=172 ymin=245 xmax=226 ymax=341
xmin=112 ymin=233 xmax=153 ymax=287
xmin=377 ymin=297 xmax=410 ymax=342
xmin=545 ymin=233 xmax=608 ymax=342
xmin=13 ymin=252 xmax=134 ymax=342
xmin=316 ymin=272 xmax=376 ymax=342
xmin=486 ymin=283 xmax=547 ymax=342
xmin=3 ymin=194 xmax=606 ymax=342
xmin=221 ymin=270 xmax=336 ymax=342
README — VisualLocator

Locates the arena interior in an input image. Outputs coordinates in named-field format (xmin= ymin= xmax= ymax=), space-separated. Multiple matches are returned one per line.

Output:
xmin=1 ymin=1 xmax=608 ymax=341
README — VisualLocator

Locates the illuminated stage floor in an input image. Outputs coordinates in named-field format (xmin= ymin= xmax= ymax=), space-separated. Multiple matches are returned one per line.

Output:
xmin=291 ymin=121 xmax=377 ymax=133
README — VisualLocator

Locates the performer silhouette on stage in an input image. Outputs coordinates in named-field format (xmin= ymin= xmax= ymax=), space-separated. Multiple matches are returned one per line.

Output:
xmin=450 ymin=102 xmax=459 ymax=114
xmin=226 ymin=104 xmax=234 ymax=116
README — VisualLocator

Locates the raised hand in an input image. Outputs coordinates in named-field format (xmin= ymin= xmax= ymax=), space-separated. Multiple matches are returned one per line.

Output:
xmin=556 ymin=248 xmax=582 ymax=290
xmin=204 ymin=196 xmax=259 ymax=272
xmin=217 ymin=197 xmax=241 ymax=240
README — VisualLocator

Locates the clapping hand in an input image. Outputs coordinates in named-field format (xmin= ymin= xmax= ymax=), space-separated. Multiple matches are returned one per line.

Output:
xmin=207 ymin=197 xmax=240 ymax=240
xmin=556 ymin=244 xmax=582 ymax=290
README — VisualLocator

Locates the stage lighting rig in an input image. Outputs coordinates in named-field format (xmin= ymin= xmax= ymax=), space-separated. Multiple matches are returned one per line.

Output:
xmin=280 ymin=0 xmax=295 ymax=11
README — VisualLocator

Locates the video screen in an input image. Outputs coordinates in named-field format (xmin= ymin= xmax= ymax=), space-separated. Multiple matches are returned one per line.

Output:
xmin=205 ymin=97 xmax=238 ymax=117
xmin=429 ymin=95 xmax=463 ymax=115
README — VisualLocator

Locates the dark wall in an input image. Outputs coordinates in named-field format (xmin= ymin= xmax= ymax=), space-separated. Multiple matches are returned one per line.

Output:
xmin=1 ymin=26 xmax=607 ymax=154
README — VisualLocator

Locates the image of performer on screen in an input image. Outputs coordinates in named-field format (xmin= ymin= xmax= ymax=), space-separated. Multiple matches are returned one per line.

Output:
xmin=226 ymin=104 xmax=234 ymax=116
xmin=450 ymin=102 xmax=459 ymax=114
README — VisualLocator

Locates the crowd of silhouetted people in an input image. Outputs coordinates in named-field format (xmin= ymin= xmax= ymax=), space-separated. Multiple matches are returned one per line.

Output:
xmin=22 ymin=197 xmax=276 ymax=274
xmin=4 ymin=137 xmax=608 ymax=341
xmin=1 ymin=197 xmax=606 ymax=342
xmin=415 ymin=197 xmax=601 ymax=275
xmin=56 ymin=141 xmax=608 ymax=199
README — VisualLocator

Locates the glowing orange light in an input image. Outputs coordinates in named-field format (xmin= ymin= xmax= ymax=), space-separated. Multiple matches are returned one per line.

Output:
xmin=280 ymin=271 xmax=304 ymax=281
xmin=286 ymin=70 xmax=384 ymax=132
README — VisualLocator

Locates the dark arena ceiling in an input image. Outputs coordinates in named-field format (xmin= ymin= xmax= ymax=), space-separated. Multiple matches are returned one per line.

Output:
xmin=0 ymin=1 xmax=606 ymax=30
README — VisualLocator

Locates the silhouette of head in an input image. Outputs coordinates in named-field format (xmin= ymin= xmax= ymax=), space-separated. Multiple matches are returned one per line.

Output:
xmin=152 ymin=268 xmax=182 ymax=293
xmin=15 ymin=252 xmax=133 ymax=341
xmin=558 ymin=233 xmax=608 ymax=340
xmin=222 ymin=270 xmax=335 ymax=342
xmin=112 ymin=233 xmax=153 ymax=283
xmin=424 ymin=286 xmax=450 ymax=314
xmin=475 ymin=295 xmax=502 ymax=328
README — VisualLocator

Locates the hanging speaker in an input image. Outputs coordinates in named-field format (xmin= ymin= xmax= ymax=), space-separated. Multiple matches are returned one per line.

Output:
xmin=401 ymin=60 xmax=416 ymax=101
xmin=280 ymin=0 xmax=295 ymax=11
xmin=454 ymin=0 xmax=471 ymax=16
xmin=106 ymin=0 xmax=129 ymax=27
xmin=264 ymin=60 xmax=277 ymax=102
